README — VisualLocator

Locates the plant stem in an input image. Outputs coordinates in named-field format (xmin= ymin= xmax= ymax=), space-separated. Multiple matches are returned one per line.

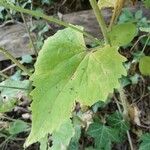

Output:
xmin=89 ymin=0 xmax=110 ymax=45
xmin=114 ymin=93 xmax=134 ymax=150
xmin=0 ymin=72 xmax=9 ymax=79
xmin=118 ymin=88 xmax=134 ymax=150
xmin=0 ymin=47 xmax=32 ymax=76
xmin=141 ymin=34 xmax=150 ymax=54
xmin=119 ymin=88 xmax=129 ymax=120
xmin=0 ymin=2 xmax=101 ymax=45
xmin=20 ymin=12 xmax=38 ymax=56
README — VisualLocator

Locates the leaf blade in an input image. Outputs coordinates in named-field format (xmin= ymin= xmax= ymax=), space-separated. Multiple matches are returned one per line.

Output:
xmin=25 ymin=27 xmax=127 ymax=147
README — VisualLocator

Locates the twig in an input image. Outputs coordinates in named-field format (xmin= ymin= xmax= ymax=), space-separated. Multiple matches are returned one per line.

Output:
xmin=0 ymin=64 xmax=16 ymax=73
xmin=130 ymin=34 xmax=147 ymax=52
xmin=114 ymin=89 xmax=134 ymax=150
xmin=141 ymin=34 xmax=150 ymax=54
xmin=0 ymin=85 xmax=29 ymax=90
xmin=20 ymin=12 xmax=38 ymax=56
xmin=126 ymin=131 xmax=134 ymax=150
xmin=89 ymin=0 xmax=110 ymax=45
xmin=0 ymin=72 xmax=9 ymax=79
xmin=119 ymin=88 xmax=129 ymax=119
xmin=0 ymin=47 xmax=32 ymax=76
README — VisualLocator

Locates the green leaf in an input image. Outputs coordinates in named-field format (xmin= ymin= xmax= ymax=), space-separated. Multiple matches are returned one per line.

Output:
xmin=0 ymin=79 xmax=31 ymax=101
xmin=139 ymin=133 xmax=150 ymax=150
xmin=139 ymin=56 xmax=150 ymax=76
xmin=87 ymin=123 xmax=120 ymax=149
xmin=39 ymin=136 xmax=48 ymax=150
xmin=0 ymin=98 xmax=16 ymax=113
xmin=107 ymin=111 xmax=130 ymax=132
xmin=25 ymin=27 xmax=126 ymax=146
xmin=0 ymin=79 xmax=31 ymax=113
xmin=135 ymin=10 xmax=143 ymax=20
xmin=140 ymin=27 xmax=150 ymax=33
xmin=21 ymin=55 xmax=33 ymax=64
xmin=68 ymin=125 xmax=81 ymax=150
xmin=8 ymin=120 xmax=29 ymax=135
xmin=143 ymin=0 xmax=150 ymax=8
xmin=118 ymin=9 xmax=134 ymax=24
xmin=50 ymin=120 xmax=74 ymax=150
xmin=108 ymin=22 xmax=137 ymax=46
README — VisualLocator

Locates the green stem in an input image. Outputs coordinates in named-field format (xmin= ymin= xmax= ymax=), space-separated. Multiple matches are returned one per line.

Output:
xmin=0 ymin=85 xmax=29 ymax=90
xmin=0 ymin=47 xmax=32 ymax=76
xmin=89 ymin=0 xmax=110 ymax=45
xmin=141 ymin=34 xmax=150 ymax=54
xmin=116 ymin=88 xmax=134 ymax=150
xmin=0 ymin=72 xmax=9 ymax=79
xmin=21 ymin=12 xmax=38 ymax=56
xmin=118 ymin=88 xmax=129 ymax=120
xmin=0 ymin=2 xmax=101 ymax=45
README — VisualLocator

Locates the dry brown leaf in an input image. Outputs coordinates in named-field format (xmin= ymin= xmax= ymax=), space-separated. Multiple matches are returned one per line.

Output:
xmin=128 ymin=104 xmax=141 ymax=126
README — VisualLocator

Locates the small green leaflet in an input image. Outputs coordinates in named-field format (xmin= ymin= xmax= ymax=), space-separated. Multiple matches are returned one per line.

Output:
xmin=139 ymin=56 xmax=150 ymax=76
xmin=108 ymin=22 xmax=137 ymax=46
xmin=25 ymin=27 xmax=126 ymax=146
xmin=139 ymin=133 xmax=150 ymax=150
xmin=87 ymin=123 xmax=120 ymax=149
xmin=50 ymin=120 xmax=75 ymax=150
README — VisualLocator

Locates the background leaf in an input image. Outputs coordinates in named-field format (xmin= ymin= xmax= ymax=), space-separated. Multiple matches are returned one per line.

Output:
xmin=108 ymin=22 xmax=137 ymax=46
xmin=107 ymin=111 xmax=130 ymax=132
xmin=87 ymin=123 xmax=120 ymax=150
xmin=139 ymin=133 xmax=150 ymax=150
xmin=8 ymin=120 xmax=29 ymax=135
xmin=107 ymin=111 xmax=130 ymax=141
xmin=139 ymin=56 xmax=150 ymax=76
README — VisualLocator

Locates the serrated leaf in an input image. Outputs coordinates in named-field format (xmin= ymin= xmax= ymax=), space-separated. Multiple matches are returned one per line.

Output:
xmin=108 ymin=22 xmax=137 ymax=46
xmin=107 ymin=111 xmax=130 ymax=132
xmin=25 ymin=27 xmax=126 ymax=146
xmin=139 ymin=133 xmax=150 ymax=150
xmin=50 ymin=120 xmax=74 ymax=150
xmin=87 ymin=123 xmax=120 ymax=149
xmin=139 ymin=56 xmax=150 ymax=76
